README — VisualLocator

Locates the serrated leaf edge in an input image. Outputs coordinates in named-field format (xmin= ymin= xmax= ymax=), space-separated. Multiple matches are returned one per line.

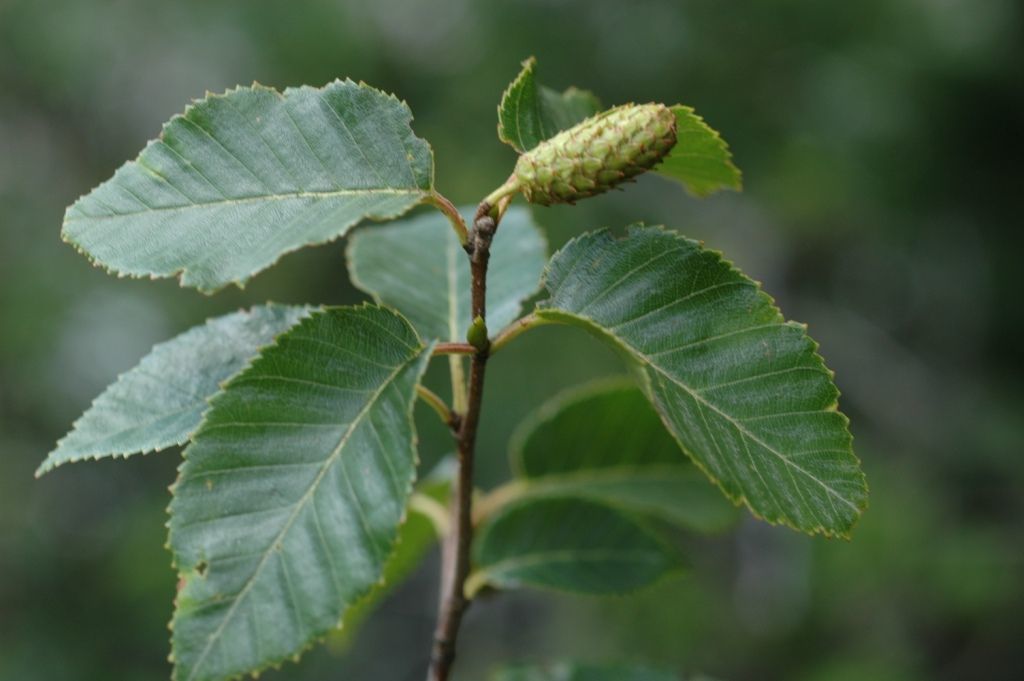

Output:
xmin=36 ymin=304 xmax=312 ymax=477
xmin=164 ymin=303 xmax=434 ymax=681
xmin=61 ymin=80 xmax=435 ymax=294
xmin=497 ymin=56 xmax=602 ymax=154
xmin=656 ymin=105 xmax=742 ymax=197
xmin=535 ymin=225 xmax=868 ymax=539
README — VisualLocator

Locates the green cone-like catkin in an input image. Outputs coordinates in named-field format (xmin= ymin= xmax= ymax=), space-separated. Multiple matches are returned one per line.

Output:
xmin=513 ymin=103 xmax=677 ymax=205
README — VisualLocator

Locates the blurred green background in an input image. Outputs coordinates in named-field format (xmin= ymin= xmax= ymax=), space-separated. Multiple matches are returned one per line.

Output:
xmin=2 ymin=1 xmax=1022 ymax=679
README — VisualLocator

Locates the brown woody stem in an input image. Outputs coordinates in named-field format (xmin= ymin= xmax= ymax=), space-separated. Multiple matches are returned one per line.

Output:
xmin=427 ymin=202 xmax=499 ymax=681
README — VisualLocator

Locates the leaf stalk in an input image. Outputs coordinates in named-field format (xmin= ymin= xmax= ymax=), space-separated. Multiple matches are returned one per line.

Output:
xmin=428 ymin=190 xmax=470 ymax=246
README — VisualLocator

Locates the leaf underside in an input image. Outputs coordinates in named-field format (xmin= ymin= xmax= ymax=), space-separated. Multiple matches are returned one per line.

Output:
xmin=509 ymin=380 xmax=736 ymax=533
xmin=655 ymin=106 xmax=742 ymax=197
xmin=472 ymin=497 xmax=681 ymax=595
xmin=347 ymin=205 xmax=547 ymax=341
xmin=498 ymin=56 xmax=602 ymax=153
xmin=168 ymin=306 xmax=431 ymax=681
xmin=63 ymin=80 xmax=433 ymax=292
xmin=494 ymin=662 xmax=681 ymax=681
xmin=38 ymin=305 xmax=309 ymax=476
xmin=537 ymin=226 xmax=867 ymax=537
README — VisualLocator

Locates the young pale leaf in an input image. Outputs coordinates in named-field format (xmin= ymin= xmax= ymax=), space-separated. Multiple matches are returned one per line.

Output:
xmin=471 ymin=497 xmax=682 ymax=595
xmin=347 ymin=206 xmax=546 ymax=341
xmin=168 ymin=305 xmax=432 ymax=681
xmin=37 ymin=305 xmax=309 ymax=476
xmin=501 ymin=380 xmax=736 ymax=533
xmin=655 ymin=106 xmax=741 ymax=197
xmin=63 ymin=80 xmax=434 ymax=293
xmin=536 ymin=226 xmax=867 ymax=538
xmin=494 ymin=661 xmax=681 ymax=681
xmin=498 ymin=56 xmax=602 ymax=153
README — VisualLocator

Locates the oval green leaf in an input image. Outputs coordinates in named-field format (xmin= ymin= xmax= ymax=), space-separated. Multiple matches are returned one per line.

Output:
xmin=64 ymin=81 xmax=434 ymax=292
xmin=655 ymin=105 xmax=742 ymax=197
xmin=37 ymin=305 xmax=309 ymax=476
xmin=497 ymin=57 xmax=602 ymax=153
xmin=168 ymin=305 xmax=432 ymax=681
xmin=498 ymin=380 xmax=736 ymax=533
xmin=471 ymin=497 xmax=682 ymax=596
xmin=536 ymin=226 xmax=867 ymax=538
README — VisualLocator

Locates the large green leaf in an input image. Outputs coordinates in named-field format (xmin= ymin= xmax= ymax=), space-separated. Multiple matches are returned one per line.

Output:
xmin=536 ymin=226 xmax=867 ymax=538
xmin=37 ymin=305 xmax=309 ymax=476
xmin=347 ymin=205 xmax=546 ymax=341
xmin=64 ymin=81 xmax=434 ymax=293
xmin=497 ymin=57 xmax=602 ymax=153
xmin=494 ymin=380 xmax=735 ymax=533
xmin=168 ymin=305 xmax=432 ymax=681
xmin=655 ymin=106 xmax=741 ymax=197
xmin=470 ymin=497 xmax=682 ymax=595
xmin=494 ymin=662 xmax=681 ymax=681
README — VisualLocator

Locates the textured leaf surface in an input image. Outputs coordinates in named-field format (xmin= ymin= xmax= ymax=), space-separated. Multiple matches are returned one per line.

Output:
xmin=63 ymin=81 xmax=433 ymax=292
xmin=494 ymin=662 xmax=680 ymax=681
xmin=498 ymin=57 xmax=602 ymax=153
xmin=329 ymin=469 xmax=451 ymax=649
xmin=655 ymin=106 xmax=741 ymax=197
xmin=471 ymin=497 xmax=681 ymax=595
xmin=168 ymin=306 xmax=431 ymax=681
xmin=503 ymin=380 xmax=735 ymax=533
xmin=38 ymin=305 xmax=308 ymax=476
xmin=347 ymin=206 xmax=546 ymax=340
xmin=537 ymin=226 xmax=867 ymax=537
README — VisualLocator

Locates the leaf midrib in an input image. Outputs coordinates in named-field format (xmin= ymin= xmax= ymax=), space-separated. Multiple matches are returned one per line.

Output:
xmin=67 ymin=187 xmax=425 ymax=222
xmin=182 ymin=352 xmax=418 ymax=681
xmin=482 ymin=547 xmax=670 ymax=579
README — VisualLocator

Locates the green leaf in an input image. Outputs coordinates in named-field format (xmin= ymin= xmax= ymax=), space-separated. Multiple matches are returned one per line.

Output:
xmin=494 ymin=661 xmax=681 ymax=681
xmin=536 ymin=226 xmax=867 ymax=538
xmin=347 ymin=206 xmax=546 ymax=341
xmin=498 ymin=57 xmax=602 ymax=153
xmin=63 ymin=80 xmax=434 ymax=293
xmin=168 ymin=305 xmax=432 ymax=681
xmin=37 ymin=305 xmax=309 ymax=476
xmin=327 ymin=465 xmax=451 ymax=650
xmin=655 ymin=106 xmax=741 ymax=197
xmin=470 ymin=497 xmax=682 ymax=595
xmin=498 ymin=380 xmax=736 ymax=533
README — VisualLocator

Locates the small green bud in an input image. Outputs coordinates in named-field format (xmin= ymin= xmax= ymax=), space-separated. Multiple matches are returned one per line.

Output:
xmin=513 ymin=103 xmax=677 ymax=205
xmin=466 ymin=315 xmax=489 ymax=352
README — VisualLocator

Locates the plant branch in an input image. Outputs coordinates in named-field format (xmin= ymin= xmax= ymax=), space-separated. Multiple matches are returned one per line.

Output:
xmin=427 ymin=203 xmax=500 ymax=681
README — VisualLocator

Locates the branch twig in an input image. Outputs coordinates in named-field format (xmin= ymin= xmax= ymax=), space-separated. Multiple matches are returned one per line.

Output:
xmin=427 ymin=203 xmax=500 ymax=681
